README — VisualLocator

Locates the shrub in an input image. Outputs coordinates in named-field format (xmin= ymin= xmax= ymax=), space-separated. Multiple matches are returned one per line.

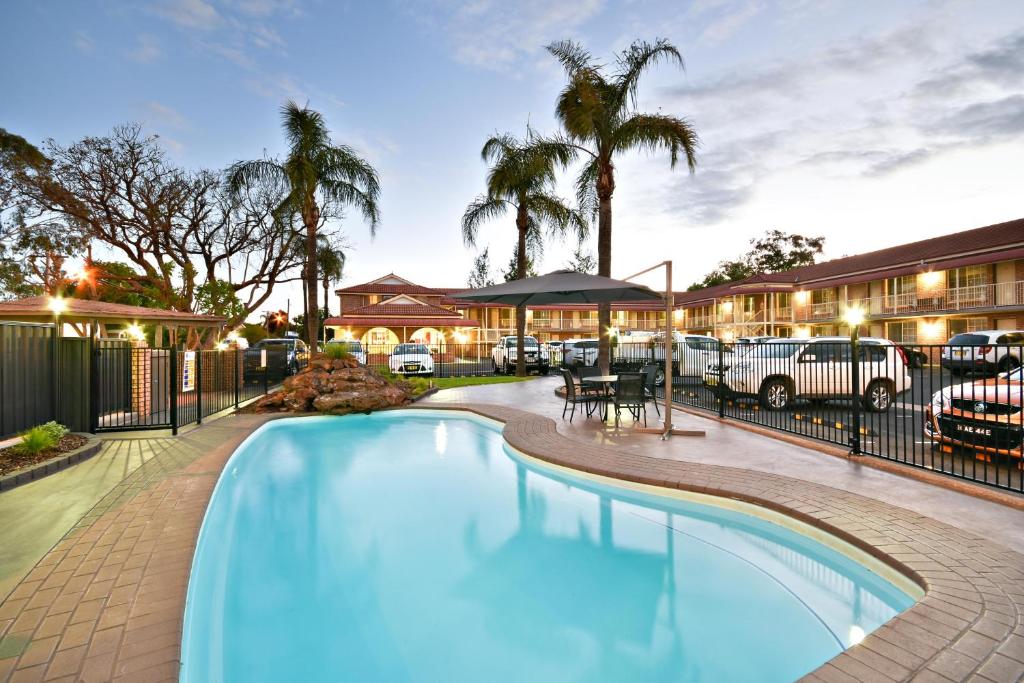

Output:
xmin=18 ymin=426 xmax=58 ymax=455
xmin=39 ymin=421 xmax=69 ymax=442
xmin=321 ymin=344 xmax=354 ymax=361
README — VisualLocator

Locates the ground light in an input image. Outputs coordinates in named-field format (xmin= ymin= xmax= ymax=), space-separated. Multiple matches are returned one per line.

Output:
xmin=842 ymin=306 xmax=866 ymax=454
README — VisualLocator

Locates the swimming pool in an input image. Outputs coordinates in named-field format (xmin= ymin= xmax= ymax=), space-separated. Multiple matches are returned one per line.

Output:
xmin=181 ymin=410 xmax=920 ymax=682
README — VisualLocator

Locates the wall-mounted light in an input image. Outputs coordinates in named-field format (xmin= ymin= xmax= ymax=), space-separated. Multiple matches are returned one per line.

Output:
xmin=794 ymin=290 xmax=810 ymax=304
xmin=48 ymin=296 xmax=67 ymax=315
xmin=919 ymin=270 xmax=943 ymax=288
xmin=842 ymin=306 xmax=866 ymax=328
xmin=125 ymin=323 xmax=146 ymax=341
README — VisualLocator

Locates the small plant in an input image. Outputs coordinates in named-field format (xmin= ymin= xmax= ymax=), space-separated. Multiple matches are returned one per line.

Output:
xmin=322 ymin=344 xmax=354 ymax=361
xmin=18 ymin=426 xmax=58 ymax=455
xmin=39 ymin=421 xmax=69 ymax=442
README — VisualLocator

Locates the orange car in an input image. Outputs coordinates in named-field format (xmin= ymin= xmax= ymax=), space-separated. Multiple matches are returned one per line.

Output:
xmin=925 ymin=368 xmax=1024 ymax=461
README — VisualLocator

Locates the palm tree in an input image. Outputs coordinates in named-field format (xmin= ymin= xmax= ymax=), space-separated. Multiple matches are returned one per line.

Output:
xmin=546 ymin=38 xmax=699 ymax=371
xmin=318 ymin=243 xmax=345 ymax=319
xmin=462 ymin=132 xmax=587 ymax=376
xmin=227 ymin=101 xmax=380 ymax=351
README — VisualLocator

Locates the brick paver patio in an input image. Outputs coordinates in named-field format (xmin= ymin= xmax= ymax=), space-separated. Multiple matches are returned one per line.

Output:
xmin=1 ymin=404 xmax=1023 ymax=682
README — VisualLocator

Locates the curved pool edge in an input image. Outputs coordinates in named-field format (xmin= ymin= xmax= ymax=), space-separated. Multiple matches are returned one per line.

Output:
xmin=405 ymin=403 xmax=1024 ymax=682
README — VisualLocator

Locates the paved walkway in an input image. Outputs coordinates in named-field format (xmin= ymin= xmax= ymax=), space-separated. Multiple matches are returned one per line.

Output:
xmin=424 ymin=376 xmax=1024 ymax=553
xmin=0 ymin=381 xmax=1023 ymax=681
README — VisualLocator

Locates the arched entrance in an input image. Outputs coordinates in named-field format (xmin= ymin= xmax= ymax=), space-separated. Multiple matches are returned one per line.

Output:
xmin=362 ymin=327 xmax=399 ymax=357
xmin=410 ymin=327 xmax=444 ymax=349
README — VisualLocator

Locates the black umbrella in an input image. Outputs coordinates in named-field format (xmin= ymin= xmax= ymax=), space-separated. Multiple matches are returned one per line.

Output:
xmin=448 ymin=269 xmax=663 ymax=305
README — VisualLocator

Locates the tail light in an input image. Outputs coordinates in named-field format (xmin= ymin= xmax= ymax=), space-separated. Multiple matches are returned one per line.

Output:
xmin=895 ymin=346 xmax=908 ymax=365
xmin=979 ymin=346 xmax=992 ymax=355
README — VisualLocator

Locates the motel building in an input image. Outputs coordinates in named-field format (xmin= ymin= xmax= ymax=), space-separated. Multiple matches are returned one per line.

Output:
xmin=326 ymin=218 xmax=1024 ymax=350
xmin=674 ymin=218 xmax=1024 ymax=344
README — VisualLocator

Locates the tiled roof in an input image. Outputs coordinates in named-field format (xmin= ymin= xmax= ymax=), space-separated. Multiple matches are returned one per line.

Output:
xmin=324 ymin=316 xmax=479 ymax=328
xmin=0 ymin=296 xmax=224 ymax=323
xmin=337 ymin=282 xmax=449 ymax=295
xmin=343 ymin=300 xmax=462 ymax=318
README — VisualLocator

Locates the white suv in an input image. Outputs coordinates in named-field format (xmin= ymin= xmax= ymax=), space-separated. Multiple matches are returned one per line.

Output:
xmin=940 ymin=330 xmax=1024 ymax=375
xmin=562 ymin=338 xmax=598 ymax=367
xmin=492 ymin=335 xmax=550 ymax=375
xmin=712 ymin=337 xmax=912 ymax=412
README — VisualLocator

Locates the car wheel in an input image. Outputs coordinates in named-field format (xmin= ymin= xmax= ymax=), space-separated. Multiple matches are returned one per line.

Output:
xmin=759 ymin=378 xmax=791 ymax=411
xmin=998 ymin=355 xmax=1021 ymax=373
xmin=864 ymin=379 xmax=894 ymax=412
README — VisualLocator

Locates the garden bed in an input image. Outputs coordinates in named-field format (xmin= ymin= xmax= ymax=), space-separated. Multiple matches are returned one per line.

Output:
xmin=0 ymin=434 xmax=89 ymax=477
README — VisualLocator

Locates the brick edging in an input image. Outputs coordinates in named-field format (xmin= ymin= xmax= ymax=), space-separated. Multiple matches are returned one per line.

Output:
xmin=414 ymin=402 xmax=1024 ymax=682
xmin=0 ymin=440 xmax=103 ymax=493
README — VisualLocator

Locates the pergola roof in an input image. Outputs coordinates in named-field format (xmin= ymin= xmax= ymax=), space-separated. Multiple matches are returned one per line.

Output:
xmin=0 ymin=296 xmax=224 ymax=326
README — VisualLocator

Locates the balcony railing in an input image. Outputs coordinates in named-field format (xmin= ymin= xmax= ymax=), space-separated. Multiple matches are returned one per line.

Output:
xmin=792 ymin=281 xmax=1024 ymax=322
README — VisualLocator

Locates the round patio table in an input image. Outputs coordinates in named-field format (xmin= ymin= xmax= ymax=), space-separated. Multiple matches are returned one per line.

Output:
xmin=580 ymin=375 xmax=618 ymax=422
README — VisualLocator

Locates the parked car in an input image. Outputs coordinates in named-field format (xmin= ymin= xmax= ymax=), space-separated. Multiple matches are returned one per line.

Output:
xmin=249 ymin=337 xmax=309 ymax=374
xmin=710 ymin=337 xmax=912 ymax=411
xmin=734 ymin=336 xmax=778 ymax=347
xmin=897 ymin=345 xmax=929 ymax=369
xmin=940 ymin=331 xmax=1024 ymax=374
xmin=492 ymin=335 xmax=550 ymax=375
xmin=925 ymin=366 xmax=1023 ymax=462
xmin=562 ymin=338 xmax=598 ymax=367
xmin=325 ymin=339 xmax=366 ymax=365
xmin=389 ymin=343 xmax=434 ymax=376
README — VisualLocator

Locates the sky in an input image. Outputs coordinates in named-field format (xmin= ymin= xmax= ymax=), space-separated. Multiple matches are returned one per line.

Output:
xmin=2 ymin=0 xmax=1023 ymax=315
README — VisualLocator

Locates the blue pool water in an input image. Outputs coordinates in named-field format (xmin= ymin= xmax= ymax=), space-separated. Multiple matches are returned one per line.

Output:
xmin=181 ymin=411 xmax=918 ymax=682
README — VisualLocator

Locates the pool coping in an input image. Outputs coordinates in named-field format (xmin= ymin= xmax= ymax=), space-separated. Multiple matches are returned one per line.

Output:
xmin=0 ymin=406 xmax=1022 ymax=681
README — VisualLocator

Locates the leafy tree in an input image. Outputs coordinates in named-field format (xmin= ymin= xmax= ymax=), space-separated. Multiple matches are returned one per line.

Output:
xmin=69 ymin=260 xmax=163 ymax=307
xmin=564 ymin=245 xmax=597 ymax=273
xmin=18 ymin=124 xmax=306 ymax=332
xmin=228 ymin=101 xmax=380 ymax=352
xmin=547 ymin=38 xmax=699 ymax=370
xmin=688 ymin=230 xmax=826 ymax=290
xmin=462 ymin=131 xmax=587 ymax=375
xmin=467 ymin=247 xmax=495 ymax=289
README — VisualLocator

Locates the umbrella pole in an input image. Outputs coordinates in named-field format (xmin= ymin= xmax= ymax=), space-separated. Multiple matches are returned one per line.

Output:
xmin=624 ymin=260 xmax=704 ymax=440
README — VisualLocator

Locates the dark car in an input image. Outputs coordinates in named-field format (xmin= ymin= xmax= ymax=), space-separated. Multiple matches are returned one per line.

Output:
xmin=248 ymin=337 xmax=309 ymax=375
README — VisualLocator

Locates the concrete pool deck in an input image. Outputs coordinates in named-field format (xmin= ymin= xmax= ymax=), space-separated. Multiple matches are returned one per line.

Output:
xmin=0 ymin=380 xmax=1023 ymax=681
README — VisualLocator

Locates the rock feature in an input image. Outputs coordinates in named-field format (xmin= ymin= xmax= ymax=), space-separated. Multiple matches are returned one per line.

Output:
xmin=250 ymin=354 xmax=414 ymax=415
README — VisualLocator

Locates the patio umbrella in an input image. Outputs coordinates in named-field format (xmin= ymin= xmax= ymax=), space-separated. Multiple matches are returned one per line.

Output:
xmin=451 ymin=268 xmax=703 ymax=439
xmin=448 ymin=269 xmax=663 ymax=305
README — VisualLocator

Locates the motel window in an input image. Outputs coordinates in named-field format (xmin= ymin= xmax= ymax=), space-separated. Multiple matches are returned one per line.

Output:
xmin=947 ymin=265 xmax=990 ymax=290
xmin=776 ymin=293 xmax=791 ymax=310
xmin=811 ymin=288 xmax=835 ymax=305
xmin=533 ymin=310 xmax=550 ymax=322
xmin=886 ymin=321 xmax=917 ymax=343
xmin=743 ymin=296 xmax=756 ymax=313
xmin=948 ymin=317 xmax=989 ymax=335
xmin=887 ymin=275 xmax=917 ymax=297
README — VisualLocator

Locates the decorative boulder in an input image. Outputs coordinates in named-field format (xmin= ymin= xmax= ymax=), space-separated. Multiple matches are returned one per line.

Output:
xmin=249 ymin=354 xmax=414 ymax=415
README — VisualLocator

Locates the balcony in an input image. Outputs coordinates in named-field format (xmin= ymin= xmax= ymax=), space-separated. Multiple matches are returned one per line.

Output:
xmin=792 ymin=281 xmax=1024 ymax=322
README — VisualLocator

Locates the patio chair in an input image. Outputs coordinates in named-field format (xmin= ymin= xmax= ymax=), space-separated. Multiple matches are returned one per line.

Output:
xmin=560 ymin=369 xmax=595 ymax=422
xmin=576 ymin=366 xmax=605 ymax=396
xmin=640 ymin=363 xmax=661 ymax=417
xmin=613 ymin=373 xmax=646 ymax=427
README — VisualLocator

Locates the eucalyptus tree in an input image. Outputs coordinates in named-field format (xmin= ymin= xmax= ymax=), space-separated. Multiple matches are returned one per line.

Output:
xmin=546 ymin=38 xmax=699 ymax=370
xmin=462 ymin=132 xmax=587 ymax=376
xmin=228 ymin=101 xmax=380 ymax=351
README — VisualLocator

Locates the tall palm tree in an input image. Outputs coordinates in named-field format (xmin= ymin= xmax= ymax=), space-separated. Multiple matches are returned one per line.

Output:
xmin=546 ymin=38 xmax=699 ymax=371
xmin=318 ymin=243 xmax=345 ymax=319
xmin=227 ymin=101 xmax=380 ymax=351
xmin=462 ymin=132 xmax=587 ymax=376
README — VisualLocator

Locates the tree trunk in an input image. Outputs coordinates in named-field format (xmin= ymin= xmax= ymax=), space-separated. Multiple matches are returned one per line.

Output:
xmin=596 ymin=162 xmax=614 ymax=374
xmin=303 ymin=204 xmax=319 ymax=353
xmin=515 ymin=207 xmax=528 ymax=377
xmin=322 ymin=277 xmax=330 ymax=344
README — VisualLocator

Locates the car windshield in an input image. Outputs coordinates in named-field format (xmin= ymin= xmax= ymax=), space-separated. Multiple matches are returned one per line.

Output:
xmin=505 ymin=337 xmax=539 ymax=348
xmin=331 ymin=341 xmax=362 ymax=353
xmin=948 ymin=334 xmax=988 ymax=345
xmin=748 ymin=342 xmax=801 ymax=359
xmin=394 ymin=344 xmax=428 ymax=354
xmin=685 ymin=338 xmax=719 ymax=351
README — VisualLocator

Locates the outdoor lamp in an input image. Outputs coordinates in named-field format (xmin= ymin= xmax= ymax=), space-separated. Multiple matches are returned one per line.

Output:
xmin=48 ymin=296 xmax=67 ymax=315
xmin=126 ymin=323 xmax=145 ymax=341
xmin=842 ymin=306 xmax=865 ymax=455
xmin=842 ymin=306 xmax=865 ymax=330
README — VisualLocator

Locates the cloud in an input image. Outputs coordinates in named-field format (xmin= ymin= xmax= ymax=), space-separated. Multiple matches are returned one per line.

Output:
xmin=129 ymin=33 xmax=163 ymax=63
xmin=688 ymin=0 xmax=764 ymax=45
xmin=73 ymin=30 xmax=94 ymax=54
xmin=153 ymin=0 xmax=221 ymax=28
xmin=145 ymin=101 xmax=187 ymax=129
xmin=931 ymin=95 xmax=1024 ymax=140
xmin=408 ymin=0 xmax=603 ymax=71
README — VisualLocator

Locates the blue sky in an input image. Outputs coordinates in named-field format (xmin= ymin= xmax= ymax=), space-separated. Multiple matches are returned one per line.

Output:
xmin=2 ymin=0 xmax=1023 ymax=314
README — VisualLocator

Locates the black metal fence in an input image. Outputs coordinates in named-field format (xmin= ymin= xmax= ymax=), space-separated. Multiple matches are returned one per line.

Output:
xmin=93 ymin=346 xmax=300 ymax=433
xmin=350 ymin=341 xmax=563 ymax=378
xmin=603 ymin=339 xmax=1024 ymax=494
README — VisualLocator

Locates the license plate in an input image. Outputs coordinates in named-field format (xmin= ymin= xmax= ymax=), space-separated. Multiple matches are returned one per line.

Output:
xmin=404 ymin=364 xmax=418 ymax=371
xmin=952 ymin=350 xmax=963 ymax=357
xmin=955 ymin=423 xmax=991 ymax=436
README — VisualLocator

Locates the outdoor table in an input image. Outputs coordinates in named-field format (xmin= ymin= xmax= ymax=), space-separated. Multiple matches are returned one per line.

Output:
xmin=580 ymin=375 xmax=618 ymax=421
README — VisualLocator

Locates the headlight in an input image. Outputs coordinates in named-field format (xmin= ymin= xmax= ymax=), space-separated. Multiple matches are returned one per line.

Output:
xmin=930 ymin=389 xmax=949 ymax=414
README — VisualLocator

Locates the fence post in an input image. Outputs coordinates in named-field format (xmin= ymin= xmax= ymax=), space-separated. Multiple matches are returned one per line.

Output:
xmin=850 ymin=335 xmax=862 ymax=455
xmin=196 ymin=350 xmax=203 ymax=425
xmin=717 ymin=341 xmax=726 ymax=418
xmin=263 ymin=353 xmax=269 ymax=396
xmin=88 ymin=333 xmax=98 ymax=433
xmin=234 ymin=349 xmax=240 ymax=409
xmin=170 ymin=349 xmax=179 ymax=436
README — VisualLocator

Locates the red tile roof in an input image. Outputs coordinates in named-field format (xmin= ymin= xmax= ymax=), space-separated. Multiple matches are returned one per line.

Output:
xmin=0 ymin=296 xmax=224 ymax=324
xmin=343 ymin=300 xmax=463 ymax=318
xmin=337 ymin=282 xmax=448 ymax=296
xmin=324 ymin=316 xmax=479 ymax=328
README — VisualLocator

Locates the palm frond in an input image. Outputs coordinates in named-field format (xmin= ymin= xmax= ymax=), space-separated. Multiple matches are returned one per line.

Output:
xmin=575 ymin=158 xmax=600 ymax=219
xmin=461 ymin=195 xmax=511 ymax=247
xmin=526 ymin=192 xmax=589 ymax=241
xmin=545 ymin=40 xmax=595 ymax=76
xmin=611 ymin=113 xmax=699 ymax=171
xmin=315 ymin=145 xmax=382 ymax=233
xmin=613 ymin=38 xmax=684 ymax=111
xmin=225 ymin=159 xmax=288 ymax=198
xmin=320 ymin=178 xmax=381 ymax=234
xmin=481 ymin=133 xmax=519 ymax=164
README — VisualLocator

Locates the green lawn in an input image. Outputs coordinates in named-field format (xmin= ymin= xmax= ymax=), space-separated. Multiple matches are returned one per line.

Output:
xmin=429 ymin=375 xmax=539 ymax=390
